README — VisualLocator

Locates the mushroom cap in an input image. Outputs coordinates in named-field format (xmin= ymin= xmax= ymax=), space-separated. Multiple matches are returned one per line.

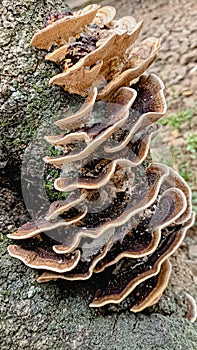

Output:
xmin=90 ymin=213 xmax=195 ymax=307
xmin=104 ymin=73 xmax=167 ymax=154
xmin=44 ymin=86 xmax=136 ymax=167
xmin=8 ymin=245 xmax=81 ymax=273
xmin=7 ymin=3 xmax=195 ymax=313
xmin=30 ymin=4 xmax=100 ymax=50
xmin=43 ymin=73 xmax=166 ymax=169
xmin=54 ymin=87 xmax=97 ymax=131
xmin=45 ymin=192 xmax=86 ymax=221
xmin=130 ymin=259 xmax=172 ymax=312
xmin=52 ymin=163 xmax=169 ymax=254
xmin=37 ymin=234 xmax=114 ymax=282
xmin=48 ymin=19 xmax=143 ymax=96
xmin=98 ymin=37 xmax=160 ymax=100
xmin=7 ymin=202 xmax=87 ymax=240
xmin=93 ymin=6 xmax=117 ymax=28
xmin=94 ymin=186 xmax=188 ymax=273
xmin=185 ymin=292 xmax=197 ymax=323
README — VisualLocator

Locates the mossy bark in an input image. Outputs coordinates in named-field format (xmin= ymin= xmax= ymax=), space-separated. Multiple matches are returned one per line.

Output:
xmin=0 ymin=1 xmax=197 ymax=349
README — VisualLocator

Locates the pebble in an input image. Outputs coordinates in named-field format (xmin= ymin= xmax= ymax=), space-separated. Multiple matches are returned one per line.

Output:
xmin=188 ymin=245 xmax=197 ymax=260
xmin=180 ymin=50 xmax=197 ymax=65
xmin=185 ymin=260 xmax=197 ymax=276
xmin=181 ymin=89 xmax=193 ymax=97
xmin=189 ymin=64 xmax=197 ymax=75
xmin=190 ymin=42 xmax=197 ymax=50
xmin=27 ymin=286 xmax=36 ymax=298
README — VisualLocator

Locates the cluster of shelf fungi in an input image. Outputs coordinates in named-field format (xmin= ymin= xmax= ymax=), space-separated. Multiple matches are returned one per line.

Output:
xmin=8 ymin=4 xmax=194 ymax=312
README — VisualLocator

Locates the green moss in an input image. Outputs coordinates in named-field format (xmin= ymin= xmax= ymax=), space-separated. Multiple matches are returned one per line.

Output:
xmin=192 ymin=191 xmax=197 ymax=215
xmin=186 ymin=132 xmax=197 ymax=154
xmin=44 ymin=163 xmax=68 ymax=201
xmin=159 ymin=109 xmax=194 ymax=130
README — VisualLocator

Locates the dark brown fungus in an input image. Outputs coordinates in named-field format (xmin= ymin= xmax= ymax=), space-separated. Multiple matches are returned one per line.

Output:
xmin=185 ymin=293 xmax=197 ymax=323
xmin=130 ymin=259 xmax=172 ymax=312
xmin=8 ymin=245 xmax=81 ymax=273
xmin=94 ymin=185 xmax=188 ymax=273
xmin=90 ymin=213 xmax=195 ymax=307
xmin=37 ymin=235 xmax=114 ymax=282
xmin=7 ymin=4 xmax=195 ymax=313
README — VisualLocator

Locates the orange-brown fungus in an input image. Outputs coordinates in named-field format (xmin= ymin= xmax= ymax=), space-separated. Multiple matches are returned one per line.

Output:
xmin=7 ymin=4 xmax=194 ymax=313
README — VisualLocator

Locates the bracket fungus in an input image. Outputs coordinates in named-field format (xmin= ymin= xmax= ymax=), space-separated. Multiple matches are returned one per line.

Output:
xmin=7 ymin=4 xmax=195 ymax=313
